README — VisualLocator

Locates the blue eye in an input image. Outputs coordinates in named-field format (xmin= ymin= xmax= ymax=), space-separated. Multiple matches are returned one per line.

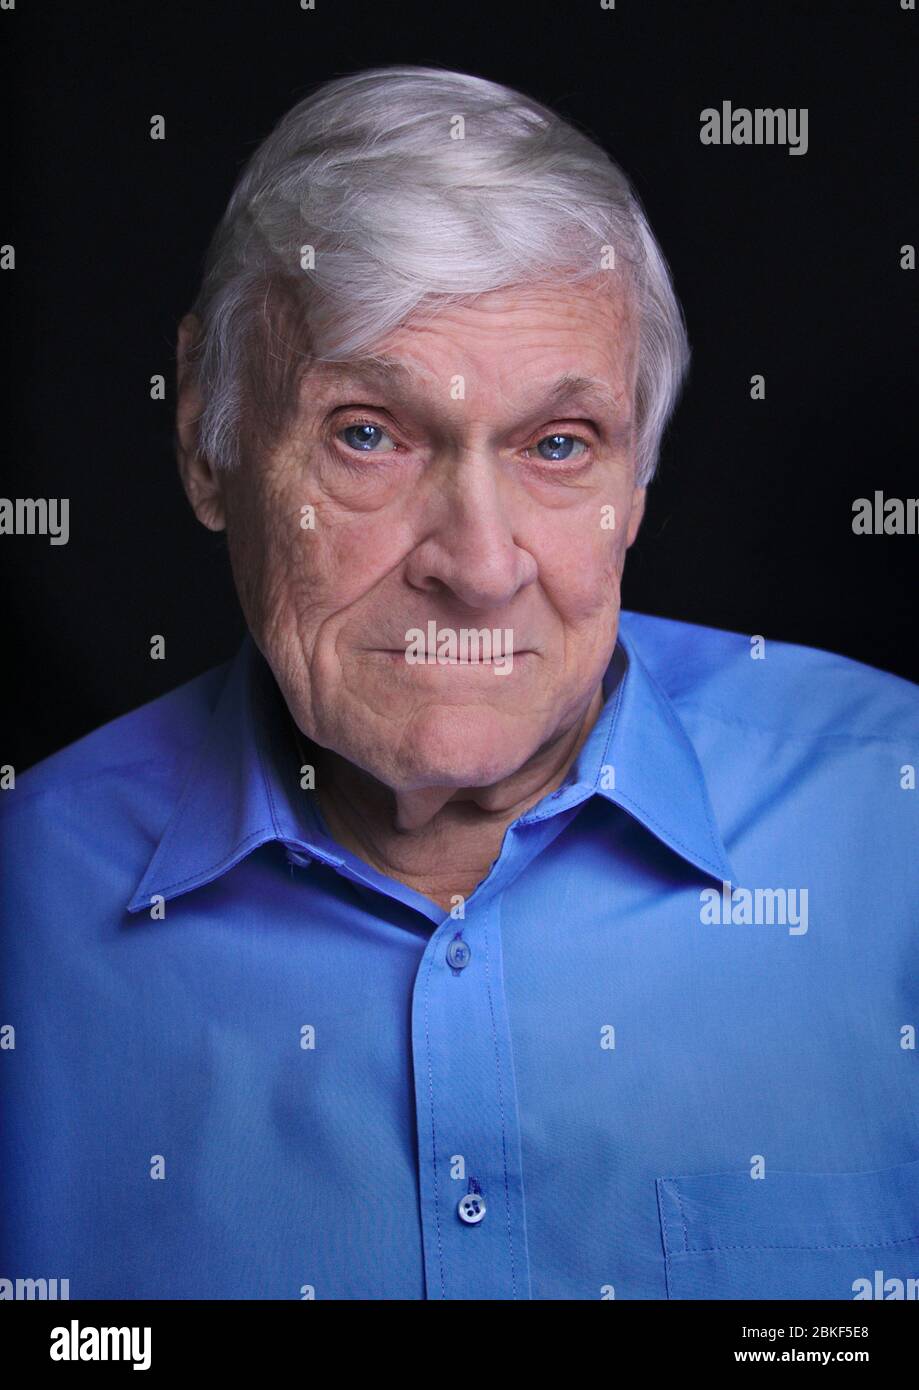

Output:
xmin=533 ymin=434 xmax=587 ymax=462
xmin=340 ymin=422 xmax=396 ymax=452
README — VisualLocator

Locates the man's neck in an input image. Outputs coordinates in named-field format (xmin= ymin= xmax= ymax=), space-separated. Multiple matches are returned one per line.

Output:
xmin=310 ymin=684 xmax=605 ymax=912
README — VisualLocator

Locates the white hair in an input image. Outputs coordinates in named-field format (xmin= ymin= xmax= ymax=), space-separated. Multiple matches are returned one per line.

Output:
xmin=185 ymin=64 xmax=690 ymax=487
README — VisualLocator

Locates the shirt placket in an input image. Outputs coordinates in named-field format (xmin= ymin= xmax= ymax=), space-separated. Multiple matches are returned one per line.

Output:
xmin=411 ymin=893 xmax=532 ymax=1300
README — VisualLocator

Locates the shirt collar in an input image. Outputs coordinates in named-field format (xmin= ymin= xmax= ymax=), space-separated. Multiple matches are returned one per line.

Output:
xmin=127 ymin=619 xmax=736 ymax=913
xmin=126 ymin=634 xmax=311 ymax=913
xmin=517 ymin=622 xmax=738 ymax=885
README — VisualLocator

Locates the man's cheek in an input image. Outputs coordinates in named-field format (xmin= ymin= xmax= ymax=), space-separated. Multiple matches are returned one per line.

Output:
xmin=312 ymin=514 xmax=410 ymax=603
xmin=547 ymin=529 xmax=623 ymax=610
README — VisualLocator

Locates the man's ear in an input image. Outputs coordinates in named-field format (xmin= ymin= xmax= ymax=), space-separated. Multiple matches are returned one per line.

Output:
xmin=176 ymin=312 xmax=227 ymax=532
xmin=625 ymin=486 xmax=647 ymax=547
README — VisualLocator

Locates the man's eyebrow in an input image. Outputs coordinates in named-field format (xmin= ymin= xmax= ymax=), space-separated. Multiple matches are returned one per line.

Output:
xmin=322 ymin=354 xmax=419 ymax=388
xmin=537 ymin=372 xmax=623 ymax=417
xmin=319 ymin=359 xmax=624 ymax=419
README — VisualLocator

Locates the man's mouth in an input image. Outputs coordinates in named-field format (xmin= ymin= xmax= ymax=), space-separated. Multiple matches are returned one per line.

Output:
xmin=374 ymin=650 xmax=531 ymax=662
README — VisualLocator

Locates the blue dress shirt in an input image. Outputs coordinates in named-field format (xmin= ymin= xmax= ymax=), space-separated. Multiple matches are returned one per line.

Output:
xmin=3 ymin=610 xmax=919 ymax=1300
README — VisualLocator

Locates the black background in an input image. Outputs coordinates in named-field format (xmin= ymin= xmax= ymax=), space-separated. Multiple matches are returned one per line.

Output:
xmin=2 ymin=0 xmax=916 ymax=771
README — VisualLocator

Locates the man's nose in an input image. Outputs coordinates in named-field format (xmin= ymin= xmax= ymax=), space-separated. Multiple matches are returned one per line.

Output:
xmin=403 ymin=461 xmax=537 ymax=611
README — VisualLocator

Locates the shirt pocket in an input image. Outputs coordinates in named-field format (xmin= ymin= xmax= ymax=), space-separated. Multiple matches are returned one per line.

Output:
xmin=657 ymin=1158 xmax=919 ymax=1299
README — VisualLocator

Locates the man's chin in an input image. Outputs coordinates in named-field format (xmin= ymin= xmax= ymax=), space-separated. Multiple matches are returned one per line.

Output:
xmin=387 ymin=713 xmax=536 ymax=792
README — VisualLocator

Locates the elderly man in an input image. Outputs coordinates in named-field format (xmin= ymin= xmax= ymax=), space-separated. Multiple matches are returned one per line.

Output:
xmin=3 ymin=65 xmax=918 ymax=1303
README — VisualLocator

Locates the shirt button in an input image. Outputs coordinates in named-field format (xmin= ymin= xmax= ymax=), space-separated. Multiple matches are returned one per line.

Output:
xmin=457 ymin=1191 xmax=486 ymax=1225
xmin=446 ymin=937 xmax=471 ymax=970
xmin=286 ymin=849 xmax=313 ymax=868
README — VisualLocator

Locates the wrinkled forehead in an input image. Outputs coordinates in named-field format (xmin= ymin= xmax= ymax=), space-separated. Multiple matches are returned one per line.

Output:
xmin=298 ymin=277 xmax=639 ymax=420
xmin=309 ymin=355 xmax=632 ymax=430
